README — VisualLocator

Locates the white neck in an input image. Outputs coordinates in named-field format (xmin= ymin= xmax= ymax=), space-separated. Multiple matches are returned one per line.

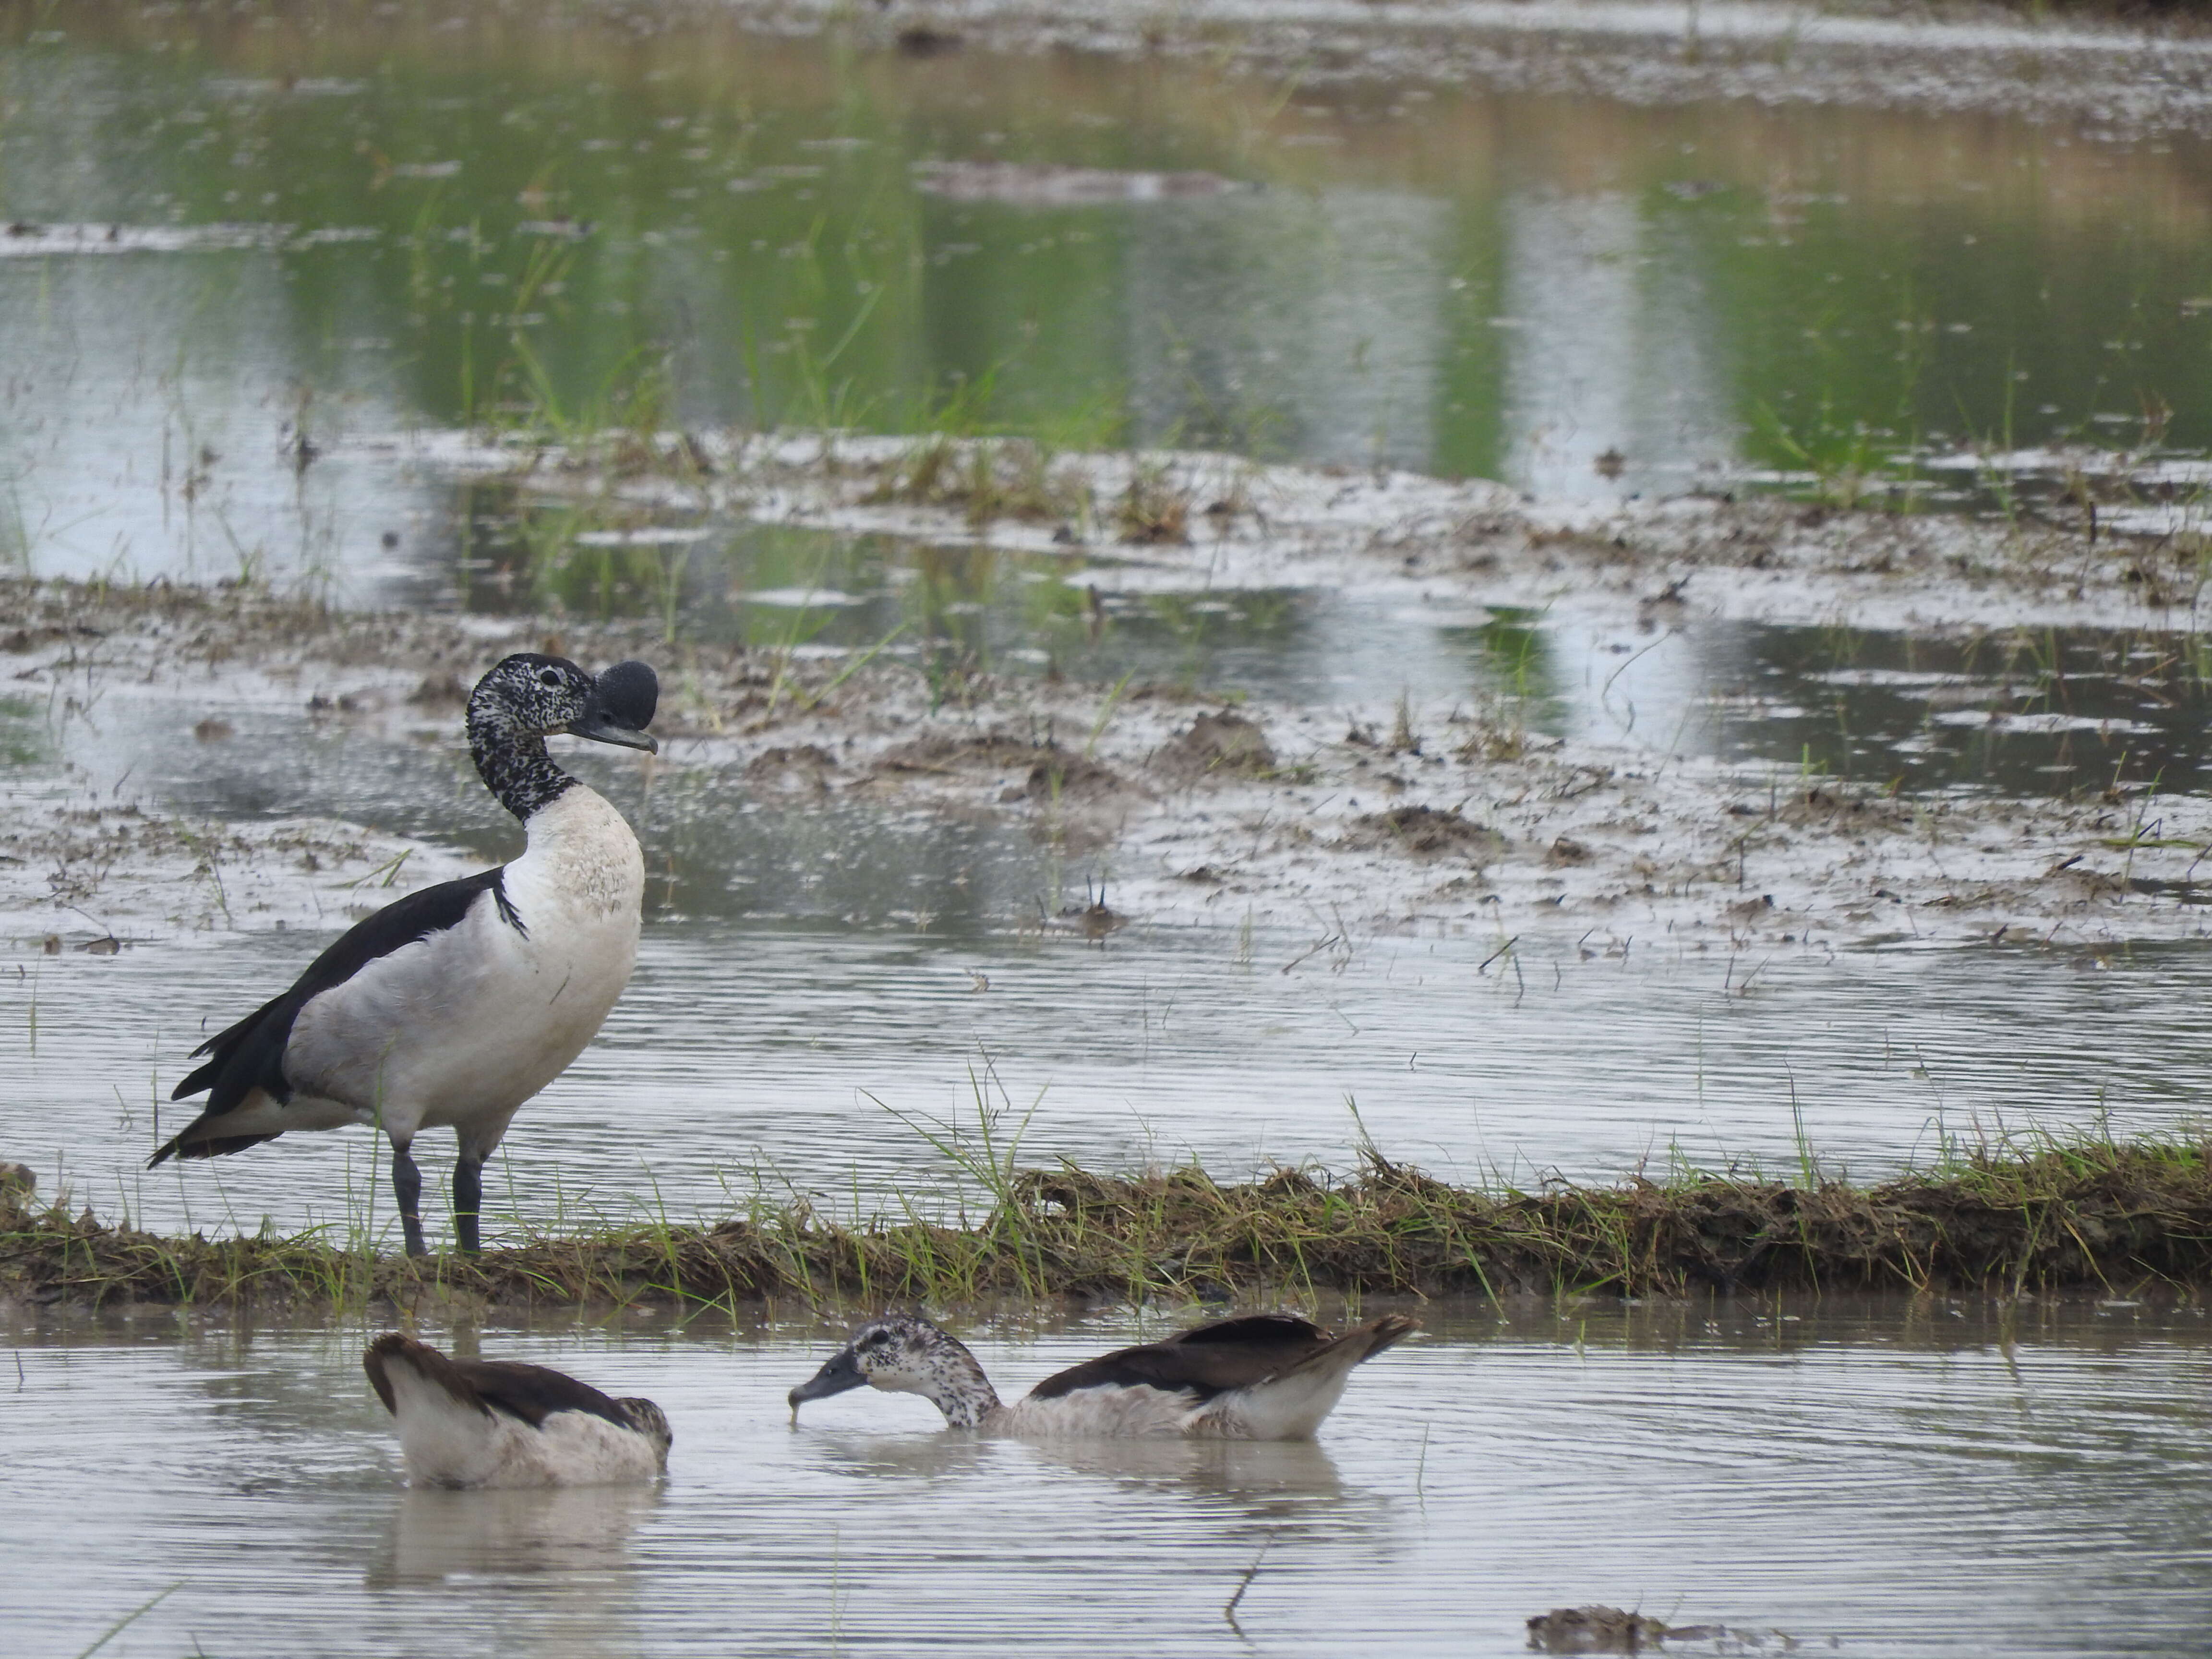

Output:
xmin=513 ymin=785 xmax=645 ymax=920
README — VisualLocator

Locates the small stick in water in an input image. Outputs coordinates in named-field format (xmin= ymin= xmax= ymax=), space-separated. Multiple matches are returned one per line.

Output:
xmin=1222 ymin=1539 xmax=1271 ymax=1632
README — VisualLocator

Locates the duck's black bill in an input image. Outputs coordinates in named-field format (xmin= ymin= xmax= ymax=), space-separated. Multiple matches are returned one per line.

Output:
xmin=568 ymin=660 xmax=660 ymax=753
xmin=788 ymin=1347 xmax=866 ymax=1413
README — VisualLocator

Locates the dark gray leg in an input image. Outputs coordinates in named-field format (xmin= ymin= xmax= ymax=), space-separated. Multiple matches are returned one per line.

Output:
xmin=453 ymin=1155 xmax=483 ymax=1257
xmin=392 ymin=1141 xmax=427 ymax=1258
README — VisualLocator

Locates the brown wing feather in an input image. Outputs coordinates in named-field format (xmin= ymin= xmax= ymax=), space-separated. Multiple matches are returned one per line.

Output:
xmin=1028 ymin=1314 xmax=1345 ymax=1403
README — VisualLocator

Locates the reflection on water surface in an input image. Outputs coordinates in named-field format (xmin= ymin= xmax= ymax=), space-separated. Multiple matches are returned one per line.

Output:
xmin=403 ymin=511 xmax=2212 ymax=797
xmin=8 ymin=1300 xmax=2212 ymax=1657
xmin=5 ymin=15 xmax=2209 ymax=1650
xmin=5 ymin=2 xmax=2212 ymax=588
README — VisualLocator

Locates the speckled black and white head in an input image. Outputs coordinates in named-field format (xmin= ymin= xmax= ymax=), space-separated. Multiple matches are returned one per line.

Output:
xmin=467 ymin=654 xmax=660 ymax=821
xmin=788 ymin=1314 xmax=1003 ymax=1430
xmin=614 ymin=1396 xmax=674 ymax=1461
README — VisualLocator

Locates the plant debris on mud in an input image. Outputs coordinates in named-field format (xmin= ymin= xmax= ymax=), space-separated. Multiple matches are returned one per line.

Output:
xmin=11 ymin=569 xmax=2212 ymax=949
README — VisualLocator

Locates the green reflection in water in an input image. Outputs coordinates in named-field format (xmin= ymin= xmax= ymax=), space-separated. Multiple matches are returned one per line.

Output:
xmin=3 ymin=0 xmax=2212 ymax=519
xmin=437 ymin=486 xmax=1322 ymax=700
xmin=0 ymin=694 xmax=50 ymax=768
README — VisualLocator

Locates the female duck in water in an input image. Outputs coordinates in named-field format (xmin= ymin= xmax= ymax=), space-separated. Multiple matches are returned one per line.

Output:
xmin=789 ymin=1312 xmax=1417 ymax=1439
xmin=365 ymin=1334 xmax=671 ymax=1489
xmin=149 ymin=655 xmax=658 ymax=1257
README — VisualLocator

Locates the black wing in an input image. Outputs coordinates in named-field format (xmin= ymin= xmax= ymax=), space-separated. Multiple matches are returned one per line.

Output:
xmin=1027 ymin=1315 xmax=1333 ymax=1403
xmin=363 ymin=1334 xmax=637 ymax=1432
xmin=451 ymin=1357 xmax=639 ymax=1432
xmin=150 ymin=866 xmax=521 ymax=1166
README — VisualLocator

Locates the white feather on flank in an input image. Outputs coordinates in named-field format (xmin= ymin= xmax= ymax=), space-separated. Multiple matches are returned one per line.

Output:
xmin=1187 ymin=1362 xmax=1363 ymax=1442
xmin=996 ymin=1345 xmax=1368 ymax=1440
xmin=993 ymin=1386 xmax=1214 ymax=1439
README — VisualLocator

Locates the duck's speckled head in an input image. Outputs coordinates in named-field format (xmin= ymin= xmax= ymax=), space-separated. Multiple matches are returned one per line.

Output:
xmin=614 ymin=1396 xmax=674 ymax=1466
xmin=788 ymin=1315 xmax=1000 ymax=1429
xmin=470 ymin=654 xmax=660 ymax=753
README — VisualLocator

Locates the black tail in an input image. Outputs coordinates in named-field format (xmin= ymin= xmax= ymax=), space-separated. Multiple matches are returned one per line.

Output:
xmin=148 ymin=1125 xmax=282 ymax=1168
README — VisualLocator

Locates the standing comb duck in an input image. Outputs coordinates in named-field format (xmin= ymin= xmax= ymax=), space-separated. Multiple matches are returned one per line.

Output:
xmin=151 ymin=654 xmax=659 ymax=1257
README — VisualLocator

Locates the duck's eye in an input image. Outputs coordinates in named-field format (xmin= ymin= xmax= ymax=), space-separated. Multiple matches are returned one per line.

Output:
xmin=538 ymin=668 xmax=561 ymax=688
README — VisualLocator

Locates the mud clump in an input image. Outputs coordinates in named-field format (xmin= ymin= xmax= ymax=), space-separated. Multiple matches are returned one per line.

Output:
xmin=1779 ymin=784 xmax=1913 ymax=831
xmin=866 ymin=731 xmax=1130 ymax=809
xmin=1526 ymin=1607 xmax=1671 ymax=1654
xmin=1158 ymin=710 xmax=1275 ymax=782
xmin=0 ymin=1162 xmax=34 ymax=1221
xmin=1346 ymin=804 xmax=1507 ymax=861
xmin=1016 ymin=752 xmax=1126 ymax=803
xmin=745 ymin=744 xmax=841 ymax=793
xmin=868 ymin=731 xmax=1129 ymax=803
xmin=407 ymin=671 xmax=469 ymax=708
xmin=874 ymin=731 xmax=1048 ymax=776
xmin=1528 ymin=1605 xmax=1803 ymax=1654
xmin=1 ymin=622 xmax=101 ymax=653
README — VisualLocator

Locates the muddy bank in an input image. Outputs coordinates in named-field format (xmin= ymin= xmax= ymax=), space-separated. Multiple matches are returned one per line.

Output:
xmin=416 ymin=428 xmax=2212 ymax=638
xmin=713 ymin=0 xmax=2212 ymax=137
xmin=8 ymin=1135 xmax=2212 ymax=1309
xmin=9 ymin=569 xmax=2212 ymax=950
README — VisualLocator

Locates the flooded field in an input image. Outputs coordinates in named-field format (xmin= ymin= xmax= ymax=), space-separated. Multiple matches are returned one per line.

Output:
xmin=10 ymin=6 xmax=2212 ymax=1655
xmin=0 ymin=10 xmax=2206 ymax=1196
xmin=11 ymin=1298 xmax=2212 ymax=1658
xmin=1 ymin=0 xmax=2212 ymax=1232
xmin=8 ymin=614 xmax=2212 ymax=1245
xmin=6 ymin=0 xmax=2212 ymax=591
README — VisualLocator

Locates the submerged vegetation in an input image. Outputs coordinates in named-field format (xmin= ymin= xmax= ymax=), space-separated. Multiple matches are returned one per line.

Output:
xmin=14 ymin=1134 xmax=2212 ymax=1311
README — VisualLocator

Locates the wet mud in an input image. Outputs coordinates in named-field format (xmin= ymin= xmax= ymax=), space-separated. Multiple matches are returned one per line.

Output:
xmin=719 ymin=0 xmax=2212 ymax=138
xmin=11 ymin=450 xmax=2212 ymax=955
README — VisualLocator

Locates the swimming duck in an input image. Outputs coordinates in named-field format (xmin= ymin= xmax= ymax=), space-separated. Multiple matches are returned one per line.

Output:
xmin=149 ymin=654 xmax=659 ymax=1257
xmin=364 ymin=1333 xmax=671 ymax=1489
xmin=788 ymin=1311 xmax=1418 ymax=1439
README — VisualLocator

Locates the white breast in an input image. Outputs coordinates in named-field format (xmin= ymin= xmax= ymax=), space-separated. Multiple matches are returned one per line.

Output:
xmin=283 ymin=784 xmax=644 ymax=1145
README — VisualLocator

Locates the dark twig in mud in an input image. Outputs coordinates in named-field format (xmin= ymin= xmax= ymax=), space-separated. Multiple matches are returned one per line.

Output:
xmin=15 ymin=1132 xmax=2212 ymax=1310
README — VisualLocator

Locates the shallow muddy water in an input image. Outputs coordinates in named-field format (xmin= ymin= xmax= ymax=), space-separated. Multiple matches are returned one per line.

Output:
xmin=6 ymin=2 xmax=2212 ymax=589
xmin=9 ymin=1298 xmax=2212 ymax=1657
xmin=397 ymin=512 xmax=2212 ymax=796
xmin=17 ymin=910 xmax=2212 ymax=1242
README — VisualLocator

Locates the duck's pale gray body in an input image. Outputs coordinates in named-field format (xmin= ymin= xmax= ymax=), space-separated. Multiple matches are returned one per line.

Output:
xmin=216 ymin=790 xmax=643 ymax=1152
